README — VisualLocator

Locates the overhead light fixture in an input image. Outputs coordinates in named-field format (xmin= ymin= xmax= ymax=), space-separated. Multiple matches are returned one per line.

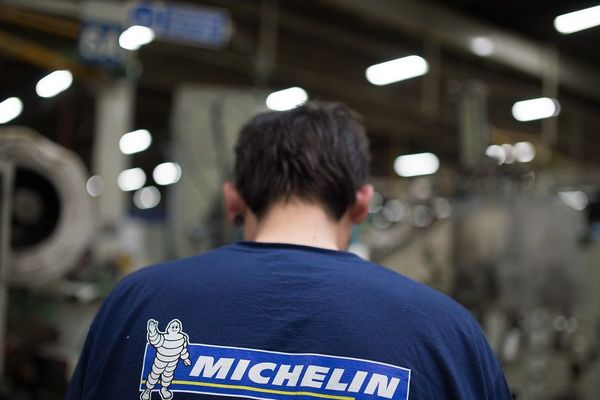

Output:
xmin=554 ymin=5 xmax=600 ymax=34
xmin=86 ymin=175 xmax=104 ymax=197
xmin=514 ymin=141 xmax=536 ymax=163
xmin=469 ymin=36 xmax=495 ymax=57
xmin=133 ymin=186 xmax=161 ymax=209
xmin=0 ymin=97 xmax=23 ymax=124
xmin=486 ymin=142 xmax=536 ymax=164
xmin=371 ymin=209 xmax=392 ymax=230
xmin=365 ymin=55 xmax=429 ymax=86
xmin=368 ymin=191 xmax=383 ymax=214
xmin=382 ymin=199 xmax=407 ymax=222
xmin=119 ymin=25 xmax=155 ymax=51
xmin=411 ymin=204 xmax=435 ymax=228
xmin=558 ymin=190 xmax=588 ymax=211
xmin=119 ymin=129 xmax=152 ymax=155
xmin=485 ymin=145 xmax=506 ymax=165
xmin=117 ymin=167 xmax=146 ymax=191
xmin=512 ymin=97 xmax=561 ymax=122
xmin=433 ymin=198 xmax=453 ymax=219
xmin=36 ymin=70 xmax=73 ymax=98
xmin=153 ymin=162 xmax=182 ymax=185
xmin=501 ymin=144 xmax=515 ymax=164
xmin=266 ymin=87 xmax=308 ymax=111
xmin=394 ymin=152 xmax=439 ymax=177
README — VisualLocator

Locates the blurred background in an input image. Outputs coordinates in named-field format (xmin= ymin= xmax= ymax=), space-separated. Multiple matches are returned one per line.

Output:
xmin=0 ymin=0 xmax=599 ymax=398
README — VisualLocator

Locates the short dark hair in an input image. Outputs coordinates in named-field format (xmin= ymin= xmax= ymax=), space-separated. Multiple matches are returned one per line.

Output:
xmin=234 ymin=101 xmax=370 ymax=220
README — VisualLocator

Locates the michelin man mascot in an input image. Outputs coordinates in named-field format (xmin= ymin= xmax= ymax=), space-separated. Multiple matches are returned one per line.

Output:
xmin=140 ymin=319 xmax=192 ymax=400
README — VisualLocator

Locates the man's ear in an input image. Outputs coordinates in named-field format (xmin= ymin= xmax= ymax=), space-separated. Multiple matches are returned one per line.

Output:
xmin=223 ymin=181 xmax=247 ymax=225
xmin=348 ymin=184 xmax=374 ymax=224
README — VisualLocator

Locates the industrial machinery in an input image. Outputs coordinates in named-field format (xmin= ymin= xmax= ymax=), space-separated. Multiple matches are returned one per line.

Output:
xmin=0 ymin=127 xmax=92 ymax=287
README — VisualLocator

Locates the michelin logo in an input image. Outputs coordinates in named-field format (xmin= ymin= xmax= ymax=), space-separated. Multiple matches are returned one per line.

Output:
xmin=140 ymin=319 xmax=192 ymax=400
xmin=140 ymin=320 xmax=411 ymax=400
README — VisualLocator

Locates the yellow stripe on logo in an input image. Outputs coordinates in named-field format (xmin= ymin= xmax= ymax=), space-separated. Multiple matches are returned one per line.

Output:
xmin=140 ymin=380 xmax=355 ymax=400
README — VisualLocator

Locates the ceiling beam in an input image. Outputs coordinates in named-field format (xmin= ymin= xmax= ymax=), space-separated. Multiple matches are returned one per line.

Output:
xmin=0 ymin=5 xmax=79 ymax=38
xmin=0 ymin=29 xmax=97 ymax=79
xmin=0 ymin=0 xmax=79 ymax=18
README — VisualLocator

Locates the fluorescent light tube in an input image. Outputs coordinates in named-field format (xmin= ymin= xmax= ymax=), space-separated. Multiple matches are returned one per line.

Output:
xmin=554 ymin=5 xmax=600 ymax=34
xmin=394 ymin=152 xmax=439 ymax=177
xmin=366 ymin=55 xmax=429 ymax=86
xmin=512 ymin=98 xmax=560 ymax=122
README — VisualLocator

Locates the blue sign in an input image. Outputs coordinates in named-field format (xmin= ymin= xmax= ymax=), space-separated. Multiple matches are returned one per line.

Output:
xmin=140 ymin=342 xmax=411 ymax=400
xmin=78 ymin=21 xmax=125 ymax=67
xmin=128 ymin=1 xmax=232 ymax=48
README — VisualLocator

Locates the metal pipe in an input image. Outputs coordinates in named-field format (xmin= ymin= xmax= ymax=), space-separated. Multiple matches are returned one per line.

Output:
xmin=0 ymin=160 xmax=14 ymax=380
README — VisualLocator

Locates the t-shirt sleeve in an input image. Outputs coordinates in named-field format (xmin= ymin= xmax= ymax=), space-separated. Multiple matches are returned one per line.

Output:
xmin=473 ymin=322 xmax=512 ymax=400
xmin=64 ymin=271 xmax=143 ymax=399
xmin=460 ymin=306 xmax=513 ymax=400
xmin=491 ymin=370 xmax=513 ymax=399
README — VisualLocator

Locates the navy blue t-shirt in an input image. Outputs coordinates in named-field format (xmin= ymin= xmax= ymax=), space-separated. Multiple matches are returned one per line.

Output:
xmin=66 ymin=241 xmax=511 ymax=400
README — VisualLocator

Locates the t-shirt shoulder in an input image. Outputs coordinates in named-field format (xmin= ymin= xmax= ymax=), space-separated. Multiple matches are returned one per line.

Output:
xmin=119 ymin=246 xmax=227 ymax=281
xmin=118 ymin=242 xmax=477 ymax=329
xmin=364 ymin=259 xmax=477 ymax=324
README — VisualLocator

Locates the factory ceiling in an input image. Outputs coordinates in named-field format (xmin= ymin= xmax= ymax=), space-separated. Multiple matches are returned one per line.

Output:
xmin=0 ymin=0 xmax=599 ymax=175
xmin=432 ymin=0 xmax=600 ymax=68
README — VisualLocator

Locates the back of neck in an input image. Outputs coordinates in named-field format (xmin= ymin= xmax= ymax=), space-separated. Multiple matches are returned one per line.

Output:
xmin=252 ymin=201 xmax=348 ymax=251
